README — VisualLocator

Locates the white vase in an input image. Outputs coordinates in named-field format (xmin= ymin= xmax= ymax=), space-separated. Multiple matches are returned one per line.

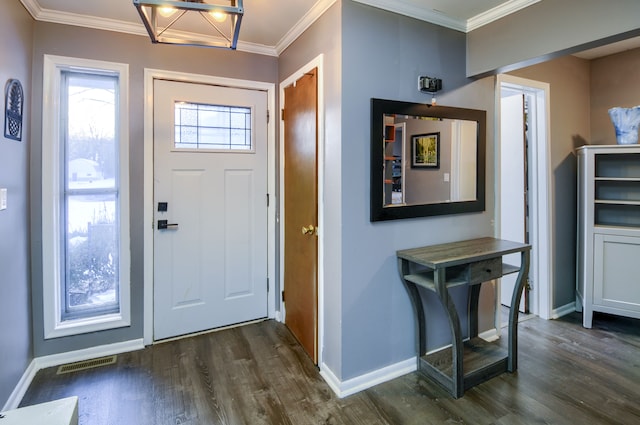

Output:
xmin=609 ymin=106 xmax=640 ymax=145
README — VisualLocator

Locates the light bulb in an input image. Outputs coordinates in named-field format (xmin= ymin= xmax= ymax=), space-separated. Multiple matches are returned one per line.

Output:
xmin=209 ymin=10 xmax=228 ymax=22
xmin=158 ymin=6 xmax=177 ymax=18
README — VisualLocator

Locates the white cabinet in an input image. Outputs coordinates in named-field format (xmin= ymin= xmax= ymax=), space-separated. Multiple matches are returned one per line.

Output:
xmin=0 ymin=397 xmax=78 ymax=425
xmin=576 ymin=145 xmax=640 ymax=328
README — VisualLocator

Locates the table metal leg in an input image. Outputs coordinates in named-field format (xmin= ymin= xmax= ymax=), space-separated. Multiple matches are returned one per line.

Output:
xmin=434 ymin=268 xmax=464 ymax=398
xmin=507 ymin=250 xmax=530 ymax=372
xmin=468 ymin=284 xmax=482 ymax=338
xmin=398 ymin=258 xmax=426 ymax=357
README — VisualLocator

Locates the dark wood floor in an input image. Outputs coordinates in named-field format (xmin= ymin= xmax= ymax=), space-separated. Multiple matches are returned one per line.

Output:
xmin=20 ymin=311 xmax=640 ymax=425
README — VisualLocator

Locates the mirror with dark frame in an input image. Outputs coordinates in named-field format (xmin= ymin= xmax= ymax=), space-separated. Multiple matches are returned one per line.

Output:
xmin=370 ymin=98 xmax=486 ymax=221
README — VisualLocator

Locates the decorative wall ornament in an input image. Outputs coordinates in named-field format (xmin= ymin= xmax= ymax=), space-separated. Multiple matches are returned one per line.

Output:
xmin=4 ymin=79 xmax=24 ymax=141
xmin=609 ymin=106 xmax=640 ymax=145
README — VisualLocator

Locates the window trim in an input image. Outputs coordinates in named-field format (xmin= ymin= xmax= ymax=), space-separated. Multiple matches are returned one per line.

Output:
xmin=42 ymin=55 xmax=131 ymax=339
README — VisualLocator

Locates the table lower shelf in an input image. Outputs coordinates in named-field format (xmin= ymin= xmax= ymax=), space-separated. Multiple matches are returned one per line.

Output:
xmin=419 ymin=337 xmax=509 ymax=395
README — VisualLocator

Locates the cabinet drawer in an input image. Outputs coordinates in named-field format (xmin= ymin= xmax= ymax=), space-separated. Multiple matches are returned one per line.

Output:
xmin=468 ymin=258 xmax=502 ymax=284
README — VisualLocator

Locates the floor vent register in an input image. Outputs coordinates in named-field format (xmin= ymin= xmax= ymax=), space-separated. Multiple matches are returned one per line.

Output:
xmin=56 ymin=355 xmax=117 ymax=375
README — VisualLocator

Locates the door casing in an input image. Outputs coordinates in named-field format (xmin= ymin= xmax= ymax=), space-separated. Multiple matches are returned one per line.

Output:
xmin=279 ymin=54 xmax=325 ymax=366
xmin=496 ymin=74 xmax=553 ymax=321
xmin=142 ymin=69 xmax=277 ymax=345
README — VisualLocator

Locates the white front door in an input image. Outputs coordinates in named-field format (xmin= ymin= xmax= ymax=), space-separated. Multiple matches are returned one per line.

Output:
xmin=153 ymin=79 xmax=268 ymax=340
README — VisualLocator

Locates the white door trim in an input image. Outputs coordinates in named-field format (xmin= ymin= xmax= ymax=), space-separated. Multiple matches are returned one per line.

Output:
xmin=143 ymin=69 xmax=277 ymax=345
xmin=496 ymin=74 xmax=553 ymax=320
xmin=279 ymin=54 xmax=325 ymax=364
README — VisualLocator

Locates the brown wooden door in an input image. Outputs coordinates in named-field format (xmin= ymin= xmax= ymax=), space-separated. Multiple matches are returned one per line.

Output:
xmin=283 ymin=69 xmax=318 ymax=363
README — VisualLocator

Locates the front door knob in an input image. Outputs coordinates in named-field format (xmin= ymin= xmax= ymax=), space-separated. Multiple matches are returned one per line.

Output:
xmin=158 ymin=219 xmax=179 ymax=230
xmin=301 ymin=224 xmax=315 ymax=235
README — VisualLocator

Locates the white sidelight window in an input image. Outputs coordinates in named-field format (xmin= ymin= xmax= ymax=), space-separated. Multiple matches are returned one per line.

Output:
xmin=42 ymin=55 xmax=130 ymax=339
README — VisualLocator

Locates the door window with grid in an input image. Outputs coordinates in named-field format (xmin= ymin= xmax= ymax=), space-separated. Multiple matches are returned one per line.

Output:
xmin=174 ymin=102 xmax=253 ymax=151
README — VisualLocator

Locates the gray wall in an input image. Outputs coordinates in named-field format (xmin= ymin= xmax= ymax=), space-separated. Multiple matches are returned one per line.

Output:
xmin=590 ymin=48 xmax=640 ymax=145
xmin=467 ymin=0 xmax=640 ymax=77
xmin=0 ymin=1 xmax=33 ymax=406
xmin=340 ymin=1 xmax=495 ymax=381
xmin=278 ymin=1 xmax=344 ymax=378
xmin=509 ymin=55 xmax=591 ymax=309
xmin=402 ymin=118 xmax=452 ymax=204
xmin=30 ymin=22 xmax=278 ymax=357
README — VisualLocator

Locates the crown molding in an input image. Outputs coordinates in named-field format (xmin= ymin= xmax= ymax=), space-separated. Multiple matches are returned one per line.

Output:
xmin=352 ymin=0 xmax=540 ymax=33
xmin=36 ymin=8 xmax=148 ymax=37
xmin=237 ymin=41 xmax=279 ymax=57
xmin=275 ymin=0 xmax=337 ymax=55
xmin=352 ymin=0 xmax=466 ymax=32
xmin=467 ymin=0 xmax=541 ymax=32
xmin=19 ymin=0 xmax=41 ymax=18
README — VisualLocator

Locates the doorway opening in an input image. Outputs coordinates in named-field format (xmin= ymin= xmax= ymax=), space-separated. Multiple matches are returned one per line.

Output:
xmin=496 ymin=74 xmax=553 ymax=324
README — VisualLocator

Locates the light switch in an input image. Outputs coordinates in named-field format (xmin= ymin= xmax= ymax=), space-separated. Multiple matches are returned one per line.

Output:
xmin=444 ymin=173 xmax=450 ymax=182
xmin=0 ymin=188 xmax=6 ymax=210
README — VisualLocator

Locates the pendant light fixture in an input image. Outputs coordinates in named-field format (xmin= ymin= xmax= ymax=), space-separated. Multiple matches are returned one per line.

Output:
xmin=133 ymin=0 xmax=243 ymax=49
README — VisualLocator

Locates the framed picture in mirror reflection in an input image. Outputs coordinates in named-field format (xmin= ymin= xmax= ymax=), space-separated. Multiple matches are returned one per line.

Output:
xmin=412 ymin=132 xmax=440 ymax=168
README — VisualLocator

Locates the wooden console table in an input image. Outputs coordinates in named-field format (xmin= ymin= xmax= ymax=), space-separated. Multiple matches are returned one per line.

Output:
xmin=397 ymin=237 xmax=530 ymax=398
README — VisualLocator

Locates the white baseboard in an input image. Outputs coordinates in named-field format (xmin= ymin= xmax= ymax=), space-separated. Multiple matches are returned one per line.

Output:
xmin=3 ymin=339 xmax=144 ymax=412
xmin=2 ymin=360 xmax=38 ymax=412
xmin=274 ymin=310 xmax=283 ymax=322
xmin=34 ymin=339 xmax=144 ymax=370
xmin=479 ymin=327 xmax=500 ymax=342
xmin=320 ymin=357 xmax=416 ymax=398
xmin=551 ymin=301 xmax=576 ymax=319
xmin=575 ymin=295 xmax=583 ymax=312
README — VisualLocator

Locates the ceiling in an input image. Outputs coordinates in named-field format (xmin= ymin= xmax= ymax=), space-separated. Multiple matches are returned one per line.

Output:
xmin=19 ymin=0 xmax=640 ymax=58
xmin=20 ymin=0 xmax=541 ymax=56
